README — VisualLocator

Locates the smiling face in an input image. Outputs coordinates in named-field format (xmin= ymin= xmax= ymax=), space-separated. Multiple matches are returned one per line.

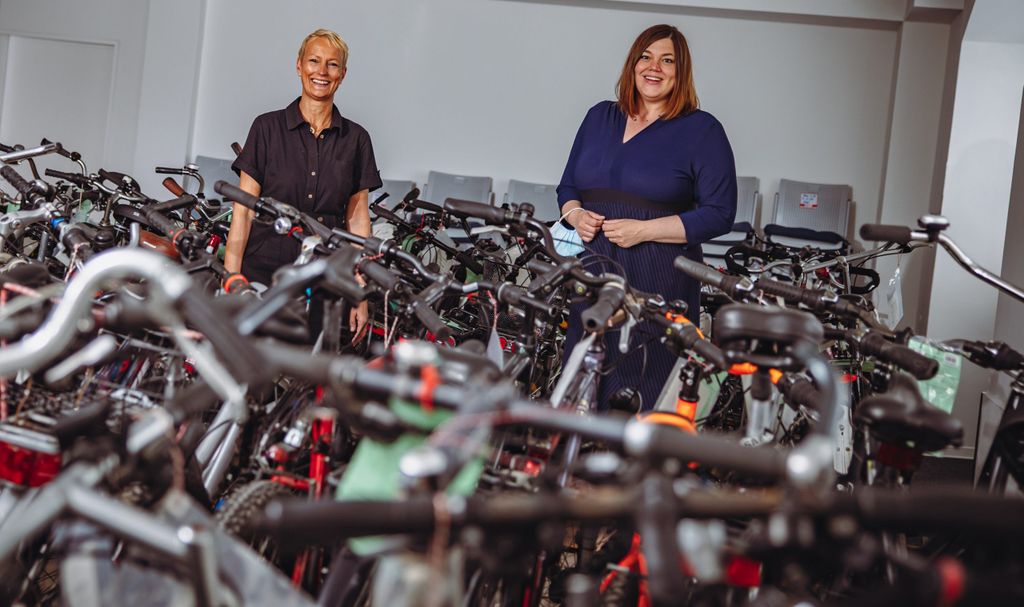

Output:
xmin=296 ymin=37 xmax=345 ymax=102
xmin=633 ymin=37 xmax=676 ymax=107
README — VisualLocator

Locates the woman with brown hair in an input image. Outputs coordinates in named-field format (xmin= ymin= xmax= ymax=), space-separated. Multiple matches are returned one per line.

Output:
xmin=557 ymin=24 xmax=737 ymax=410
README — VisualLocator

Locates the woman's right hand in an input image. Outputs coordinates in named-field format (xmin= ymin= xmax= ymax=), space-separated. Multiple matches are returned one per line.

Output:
xmin=569 ymin=209 xmax=605 ymax=242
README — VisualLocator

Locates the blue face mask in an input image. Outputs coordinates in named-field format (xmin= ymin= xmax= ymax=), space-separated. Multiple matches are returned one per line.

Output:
xmin=550 ymin=220 xmax=585 ymax=257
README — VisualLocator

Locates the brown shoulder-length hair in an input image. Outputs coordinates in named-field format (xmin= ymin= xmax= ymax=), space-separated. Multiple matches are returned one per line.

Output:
xmin=616 ymin=24 xmax=699 ymax=120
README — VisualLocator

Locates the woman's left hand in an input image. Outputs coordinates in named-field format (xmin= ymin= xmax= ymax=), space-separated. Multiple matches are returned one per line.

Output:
xmin=603 ymin=219 xmax=648 ymax=249
xmin=350 ymin=301 xmax=369 ymax=343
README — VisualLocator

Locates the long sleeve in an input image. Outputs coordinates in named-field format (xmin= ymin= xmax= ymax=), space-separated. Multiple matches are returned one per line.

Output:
xmin=678 ymin=119 xmax=737 ymax=246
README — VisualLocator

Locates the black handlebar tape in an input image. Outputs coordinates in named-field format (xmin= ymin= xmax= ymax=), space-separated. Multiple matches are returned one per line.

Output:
xmin=214 ymin=180 xmax=265 ymax=213
xmin=860 ymin=332 xmax=938 ymax=380
xmin=0 ymin=165 xmax=34 ymax=197
xmin=624 ymin=422 xmax=787 ymax=481
xmin=860 ymin=223 xmax=913 ymax=244
xmin=359 ymin=259 xmax=400 ymax=292
xmin=442 ymin=198 xmax=508 ymax=224
xmin=230 ymin=142 xmax=243 ymax=156
xmin=497 ymin=285 xmax=556 ymax=317
xmin=154 ymin=166 xmax=184 ymax=175
xmin=410 ymin=298 xmax=452 ymax=341
xmin=637 ymin=474 xmax=687 ymax=605
xmin=178 ymin=289 xmax=266 ymax=386
xmin=407 ymin=198 xmax=444 ymax=214
xmin=580 ymin=285 xmax=626 ymax=331
xmin=162 ymin=177 xmax=186 ymax=197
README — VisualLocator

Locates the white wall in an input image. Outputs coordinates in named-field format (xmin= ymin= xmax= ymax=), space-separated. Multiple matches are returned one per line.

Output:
xmin=0 ymin=35 xmax=114 ymax=179
xmin=874 ymin=21 xmax=950 ymax=331
xmin=192 ymin=0 xmax=899 ymax=238
xmin=0 ymin=0 xmax=149 ymax=175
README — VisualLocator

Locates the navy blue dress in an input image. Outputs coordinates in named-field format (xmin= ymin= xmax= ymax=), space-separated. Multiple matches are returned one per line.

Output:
xmin=557 ymin=101 xmax=737 ymax=410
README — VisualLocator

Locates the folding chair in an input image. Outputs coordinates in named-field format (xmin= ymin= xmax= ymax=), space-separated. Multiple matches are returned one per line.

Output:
xmin=764 ymin=178 xmax=852 ymax=251
xmin=504 ymin=179 xmax=560 ymax=223
xmin=701 ymin=176 xmax=760 ymax=266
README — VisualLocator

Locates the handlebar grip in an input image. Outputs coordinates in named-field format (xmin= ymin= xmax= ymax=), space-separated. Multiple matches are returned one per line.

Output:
xmin=214 ymin=180 xmax=262 ymax=212
xmin=359 ymin=259 xmax=400 ymax=292
xmin=526 ymin=259 xmax=556 ymax=275
xmin=97 ymin=168 xmax=124 ymax=186
xmin=756 ymin=277 xmax=809 ymax=302
xmin=149 ymin=194 xmax=197 ymax=215
xmin=860 ymin=223 xmax=913 ymax=244
xmin=407 ymin=199 xmax=444 ymax=214
xmin=44 ymin=168 xmax=89 ymax=187
xmin=154 ymin=166 xmax=184 ymax=175
xmin=178 ymin=289 xmax=265 ymax=385
xmin=0 ymin=165 xmax=33 ymax=197
xmin=637 ymin=475 xmax=687 ymax=605
xmin=580 ymin=285 xmax=625 ymax=331
xmin=861 ymin=332 xmax=939 ymax=380
xmin=673 ymin=256 xmax=727 ymax=289
xmin=259 ymin=497 xmax=437 ymax=542
xmin=625 ymin=422 xmax=787 ymax=481
xmin=779 ymin=377 xmax=822 ymax=410
xmin=162 ymin=177 xmax=186 ymax=197
xmin=230 ymin=142 xmax=243 ymax=156
xmin=692 ymin=339 xmax=727 ymax=369
xmin=142 ymin=207 xmax=181 ymax=238
xmin=60 ymin=225 xmax=95 ymax=260
xmin=410 ymin=298 xmax=451 ymax=342
xmin=497 ymin=285 xmax=556 ymax=317
xmin=442 ymin=198 xmax=507 ymax=224
xmin=39 ymin=138 xmax=74 ymax=160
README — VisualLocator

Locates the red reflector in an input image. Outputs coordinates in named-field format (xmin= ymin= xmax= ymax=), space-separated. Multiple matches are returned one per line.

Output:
xmin=0 ymin=427 xmax=61 ymax=488
xmin=725 ymin=555 xmax=762 ymax=587
xmin=523 ymin=460 xmax=543 ymax=476
xmin=841 ymin=373 xmax=858 ymax=383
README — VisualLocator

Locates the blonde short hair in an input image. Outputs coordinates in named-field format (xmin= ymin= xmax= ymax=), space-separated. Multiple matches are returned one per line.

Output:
xmin=297 ymin=28 xmax=349 ymax=69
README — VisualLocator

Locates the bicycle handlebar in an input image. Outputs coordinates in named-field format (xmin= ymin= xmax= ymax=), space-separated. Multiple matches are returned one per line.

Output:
xmin=860 ymin=332 xmax=938 ymax=380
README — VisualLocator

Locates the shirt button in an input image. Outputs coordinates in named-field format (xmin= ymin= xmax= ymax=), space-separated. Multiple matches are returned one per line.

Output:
xmin=316 ymin=215 xmax=324 ymax=222
xmin=307 ymin=194 xmax=313 ymax=199
xmin=319 ymin=134 xmax=324 ymax=140
xmin=311 ymin=171 xmax=316 ymax=176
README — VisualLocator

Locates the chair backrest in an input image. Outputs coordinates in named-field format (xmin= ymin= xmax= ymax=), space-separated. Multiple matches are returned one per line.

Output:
xmin=374 ymin=178 xmax=416 ymax=207
xmin=735 ymin=176 xmax=760 ymax=229
xmin=770 ymin=178 xmax=852 ymax=236
xmin=193 ymin=155 xmax=238 ymax=198
xmin=421 ymin=170 xmax=493 ymax=205
xmin=504 ymin=179 xmax=560 ymax=222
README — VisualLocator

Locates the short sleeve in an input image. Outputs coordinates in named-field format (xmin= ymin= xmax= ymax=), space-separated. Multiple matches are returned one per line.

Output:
xmin=232 ymin=118 xmax=266 ymax=185
xmin=353 ymin=130 xmax=382 ymax=193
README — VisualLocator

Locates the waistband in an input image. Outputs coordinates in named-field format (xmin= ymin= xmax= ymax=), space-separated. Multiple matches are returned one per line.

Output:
xmin=579 ymin=188 xmax=695 ymax=214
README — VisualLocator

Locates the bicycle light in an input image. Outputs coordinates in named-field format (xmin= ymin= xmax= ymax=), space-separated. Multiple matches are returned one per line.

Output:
xmin=0 ymin=425 xmax=61 ymax=488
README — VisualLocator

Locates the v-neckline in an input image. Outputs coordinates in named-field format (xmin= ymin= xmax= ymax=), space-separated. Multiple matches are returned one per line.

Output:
xmin=621 ymin=115 xmax=660 ymax=145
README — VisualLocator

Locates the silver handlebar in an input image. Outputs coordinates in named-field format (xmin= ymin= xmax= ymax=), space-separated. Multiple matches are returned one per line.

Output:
xmin=0 ymin=249 xmax=191 ymax=378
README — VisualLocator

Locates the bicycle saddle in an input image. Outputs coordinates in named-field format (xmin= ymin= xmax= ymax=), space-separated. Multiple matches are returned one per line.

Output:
xmin=855 ymin=372 xmax=963 ymax=452
xmin=713 ymin=304 xmax=824 ymax=349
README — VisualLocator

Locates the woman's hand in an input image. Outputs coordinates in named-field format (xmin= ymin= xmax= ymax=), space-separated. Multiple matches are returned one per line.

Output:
xmin=568 ymin=210 xmax=605 ymax=242
xmin=603 ymin=219 xmax=648 ymax=248
xmin=350 ymin=301 xmax=369 ymax=344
